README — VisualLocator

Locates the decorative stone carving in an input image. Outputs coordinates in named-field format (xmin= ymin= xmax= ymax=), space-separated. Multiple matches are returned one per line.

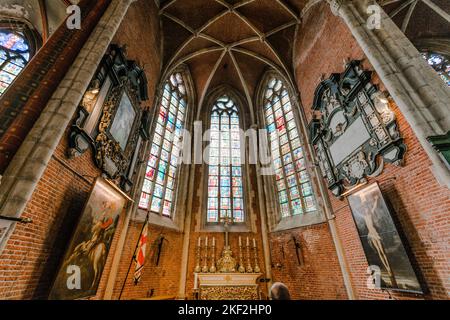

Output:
xmin=309 ymin=60 xmax=406 ymax=197
xmin=68 ymin=45 xmax=149 ymax=191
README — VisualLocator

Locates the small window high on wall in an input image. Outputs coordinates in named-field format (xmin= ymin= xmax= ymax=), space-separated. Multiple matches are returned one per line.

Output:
xmin=206 ymin=95 xmax=246 ymax=223
xmin=263 ymin=77 xmax=317 ymax=218
xmin=139 ymin=72 xmax=187 ymax=217
xmin=422 ymin=52 xmax=450 ymax=87
xmin=0 ymin=29 xmax=31 ymax=96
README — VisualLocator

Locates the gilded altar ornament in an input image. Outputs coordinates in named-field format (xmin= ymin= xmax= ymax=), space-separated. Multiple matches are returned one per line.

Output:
xmin=238 ymin=236 xmax=245 ymax=273
xmin=200 ymin=286 xmax=259 ymax=300
xmin=202 ymin=237 xmax=209 ymax=273
xmin=245 ymin=237 xmax=253 ymax=273
xmin=217 ymin=246 xmax=237 ymax=273
xmin=195 ymin=237 xmax=202 ymax=273
xmin=209 ymin=237 xmax=217 ymax=273
xmin=253 ymin=239 xmax=261 ymax=273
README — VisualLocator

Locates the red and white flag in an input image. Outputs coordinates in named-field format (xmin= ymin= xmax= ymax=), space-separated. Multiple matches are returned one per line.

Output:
xmin=133 ymin=222 xmax=149 ymax=284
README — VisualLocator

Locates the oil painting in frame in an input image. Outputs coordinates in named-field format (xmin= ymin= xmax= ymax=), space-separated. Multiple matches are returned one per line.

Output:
xmin=49 ymin=178 xmax=127 ymax=300
xmin=348 ymin=183 xmax=422 ymax=293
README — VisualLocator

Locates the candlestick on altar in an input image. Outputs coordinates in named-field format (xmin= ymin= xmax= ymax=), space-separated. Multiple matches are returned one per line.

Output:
xmin=246 ymin=238 xmax=253 ymax=273
xmin=195 ymin=237 xmax=202 ymax=273
xmin=209 ymin=237 xmax=217 ymax=273
xmin=202 ymin=239 xmax=209 ymax=273
xmin=238 ymin=239 xmax=245 ymax=273
xmin=253 ymin=241 xmax=261 ymax=273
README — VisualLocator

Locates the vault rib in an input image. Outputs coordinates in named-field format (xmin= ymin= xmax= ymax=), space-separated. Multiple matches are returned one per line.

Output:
xmin=275 ymin=0 xmax=300 ymax=22
xmin=265 ymin=20 xmax=298 ymax=38
xmin=422 ymin=0 xmax=450 ymax=23
xmin=199 ymin=33 xmax=226 ymax=48
xmin=230 ymin=37 xmax=261 ymax=48
xmin=159 ymin=0 xmax=178 ymax=13
xmin=233 ymin=0 xmax=257 ymax=10
xmin=229 ymin=51 xmax=255 ymax=121
xmin=390 ymin=0 xmax=416 ymax=18
xmin=164 ymin=9 xmax=229 ymax=75
xmin=231 ymin=47 xmax=296 ymax=90
xmin=162 ymin=12 xmax=195 ymax=34
xmin=197 ymin=49 xmax=228 ymax=119
xmin=401 ymin=0 xmax=418 ymax=32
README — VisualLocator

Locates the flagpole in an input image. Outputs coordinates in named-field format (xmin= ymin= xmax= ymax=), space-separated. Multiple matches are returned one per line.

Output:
xmin=118 ymin=211 xmax=149 ymax=300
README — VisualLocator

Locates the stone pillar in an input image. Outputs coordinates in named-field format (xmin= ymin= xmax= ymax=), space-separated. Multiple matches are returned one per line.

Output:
xmin=327 ymin=0 xmax=450 ymax=188
xmin=0 ymin=0 xmax=110 ymax=173
xmin=0 ymin=0 xmax=137 ymax=253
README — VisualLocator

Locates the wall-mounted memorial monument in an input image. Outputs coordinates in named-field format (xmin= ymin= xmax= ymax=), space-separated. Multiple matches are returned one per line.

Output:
xmin=309 ymin=61 xmax=406 ymax=197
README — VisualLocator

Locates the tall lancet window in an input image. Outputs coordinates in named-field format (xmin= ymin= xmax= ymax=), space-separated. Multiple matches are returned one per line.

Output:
xmin=139 ymin=72 xmax=187 ymax=217
xmin=263 ymin=77 xmax=317 ymax=218
xmin=0 ymin=29 xmax=31 ymax=96
xmin=207 ymin=95 xmax=245 ymax=223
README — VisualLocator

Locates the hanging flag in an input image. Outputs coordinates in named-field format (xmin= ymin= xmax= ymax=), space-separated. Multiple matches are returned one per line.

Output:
xmin=133 ymin=221 xmax=149 ymax=285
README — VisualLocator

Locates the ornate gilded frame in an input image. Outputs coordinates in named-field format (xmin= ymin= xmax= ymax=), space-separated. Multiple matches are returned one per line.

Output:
xmin=68 ymin=45 xmax=149 ymax=191
xmin=95 ymin=82 xmax=141 ymax=180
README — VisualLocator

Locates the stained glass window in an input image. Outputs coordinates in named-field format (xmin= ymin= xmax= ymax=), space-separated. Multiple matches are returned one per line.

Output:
xmin=0 ymin=30 xmax=30 ymax=96
xmin=207 ymin=95 xmax=245 ymax=223
xmin=422 ymin=52 xmax=450 ymax=87
xmin=264 ymin=77 xmax=317 ymax=218
xmin=139 ymin=72 xmax=187 ymax=217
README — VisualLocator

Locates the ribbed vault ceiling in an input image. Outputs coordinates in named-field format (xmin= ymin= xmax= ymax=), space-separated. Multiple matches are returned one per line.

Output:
xmin=159 ymin=0 xmax=309 ymax=112
xmin=157 ymin=0 xmax=449 ymax=113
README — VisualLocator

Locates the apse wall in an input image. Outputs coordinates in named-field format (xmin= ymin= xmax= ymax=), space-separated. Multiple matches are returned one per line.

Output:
xmin=281 ymin=2 xmax=449 ymax=300
xmin=0 ymin=0 xmax=164 ymax=300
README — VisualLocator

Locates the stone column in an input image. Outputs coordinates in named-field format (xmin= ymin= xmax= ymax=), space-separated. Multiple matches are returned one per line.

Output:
xmin=327 ymin=0 xmax=450 ymax=188
xmin=0 ymin=0 xmax=137 ymax=253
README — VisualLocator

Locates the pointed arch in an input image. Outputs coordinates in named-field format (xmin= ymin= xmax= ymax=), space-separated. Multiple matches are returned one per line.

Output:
xmin=203 ymin=86 xmax=247 ymax=224
xmin=256 ymin=70 xmax=325 ymax=229
xmin=138 ymin=65 xmax=194 ymax=220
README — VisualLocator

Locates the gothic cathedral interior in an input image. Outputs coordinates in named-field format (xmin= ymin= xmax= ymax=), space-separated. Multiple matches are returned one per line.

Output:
xmin=0 ymin=0 xmax=449 ymax=301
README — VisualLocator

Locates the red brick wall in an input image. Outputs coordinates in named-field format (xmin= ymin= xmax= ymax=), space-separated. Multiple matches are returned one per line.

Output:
xmin=0 ymin=0 xmax=163 ymax=300
xmin=111 ymin=223 xmax=184 ymax=300
xmin=270 ymin=225 xmax=348 ymax=300
xmin=288 ymin=3 xmax=450 ymax=300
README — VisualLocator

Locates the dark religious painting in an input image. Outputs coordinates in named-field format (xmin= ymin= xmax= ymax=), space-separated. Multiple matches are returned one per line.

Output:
xmin=348 ymin=183 xmax=422 ymax=293
xmin=49 ymin=178 xmax=126 ymax=300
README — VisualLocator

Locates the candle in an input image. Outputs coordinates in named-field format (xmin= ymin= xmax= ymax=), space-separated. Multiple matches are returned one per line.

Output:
xmin=205 ymin=236 xmax=208 ymax=247
xmin=198 ymin=237 xmax=201 ymax=247
xmin=253 ymin=238 xmax=256 ymax=248
xmin=239 ymin=236 xmax=242 ymax=247
xmin=246 ymin=237 xmax=249 ymax=247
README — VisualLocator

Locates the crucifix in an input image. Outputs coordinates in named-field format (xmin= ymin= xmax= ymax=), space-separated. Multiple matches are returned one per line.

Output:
xmin=219 ymin=216 xmax=235 ymax=248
